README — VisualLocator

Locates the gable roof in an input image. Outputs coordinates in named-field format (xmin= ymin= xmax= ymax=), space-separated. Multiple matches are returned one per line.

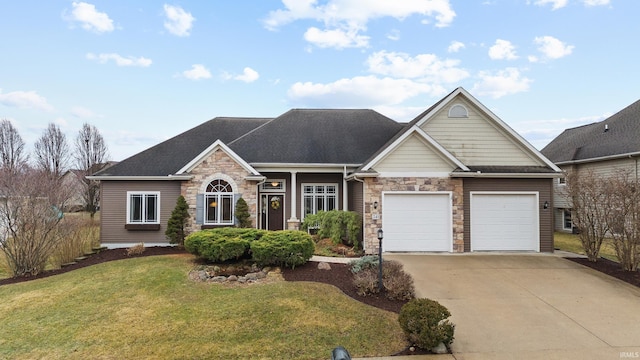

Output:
xmin=541 ymin=99 xmax=640 ymax=164
xmin=95 ymin=117 xmax=270 ymax=177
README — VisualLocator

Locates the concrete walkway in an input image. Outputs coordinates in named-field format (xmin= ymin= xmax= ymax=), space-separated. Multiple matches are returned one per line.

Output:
xmin=383 ymin=253 xmax=640 ymax=360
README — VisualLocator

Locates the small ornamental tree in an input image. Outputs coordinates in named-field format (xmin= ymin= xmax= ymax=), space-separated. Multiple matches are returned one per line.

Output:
xmin=235 ymin=197 xmax=251 ymax=228
xmin=165 ymin=195 xmax=189 ymax=245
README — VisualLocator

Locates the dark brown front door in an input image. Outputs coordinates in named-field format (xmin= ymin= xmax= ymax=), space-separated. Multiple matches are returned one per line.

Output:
xmin=262 ymin=194 xmax=284 ymax=230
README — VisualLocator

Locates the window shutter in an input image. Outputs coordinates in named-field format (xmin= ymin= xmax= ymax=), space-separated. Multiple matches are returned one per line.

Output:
xmin=196 ymin=194 xmax=204 ymax=225
xmin=233 ymin=193 xmax=241 ymax=226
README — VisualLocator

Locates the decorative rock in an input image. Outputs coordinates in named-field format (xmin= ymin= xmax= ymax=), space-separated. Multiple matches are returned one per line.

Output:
xmin=245 ymin=273 xmax=258 ymax=281
xmin=227 ymin=275 xmax=238 ymax=282
xmin=255 ymin=271 xmax=266 ymax=279
xmin=318 ymin=262 xmax=331 ymax=270
xmin=431 ymin=342 xmax=448 ymax=354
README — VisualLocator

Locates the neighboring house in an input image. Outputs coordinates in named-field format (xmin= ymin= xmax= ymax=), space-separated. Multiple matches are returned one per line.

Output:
xmin=90 ymin=87 xmax=561 ymax=253
xmin=541 ymin=99 xmax=640 ymax=233
xmin=61 ymin=162 xmax=117 ymax=212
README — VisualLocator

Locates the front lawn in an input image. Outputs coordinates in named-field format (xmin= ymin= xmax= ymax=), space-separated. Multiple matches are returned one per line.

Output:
xmin=554 ymin=232 xmax=619 ymax=262
xmin=0 ymin=254 xmax=406 ymax=359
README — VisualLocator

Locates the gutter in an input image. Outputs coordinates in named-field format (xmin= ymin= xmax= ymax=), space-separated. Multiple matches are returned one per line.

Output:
xmin=556 ymin=151 xmax=640 ymax=166
xmin=87 ymin=175 xmax=194 ymax=181
xmin=451 ymin=172 xmax=562 ymax=179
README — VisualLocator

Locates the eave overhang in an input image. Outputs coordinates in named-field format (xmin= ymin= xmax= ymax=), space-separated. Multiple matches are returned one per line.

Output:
xmin=86 ymin=175 xmax=194 ymax=181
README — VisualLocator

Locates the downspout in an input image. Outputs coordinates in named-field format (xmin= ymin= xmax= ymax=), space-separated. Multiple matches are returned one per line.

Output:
xmin=343 ymin=166 xmax=348 ymax=211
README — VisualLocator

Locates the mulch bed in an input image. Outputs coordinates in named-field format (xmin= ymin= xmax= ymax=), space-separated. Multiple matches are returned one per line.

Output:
xmin=566 ymin=256 xmax=640 ymax=287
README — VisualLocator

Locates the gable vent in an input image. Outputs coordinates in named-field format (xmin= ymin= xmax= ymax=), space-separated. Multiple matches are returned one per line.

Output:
xmin=448 ymin=104 xmax=469 ymax=118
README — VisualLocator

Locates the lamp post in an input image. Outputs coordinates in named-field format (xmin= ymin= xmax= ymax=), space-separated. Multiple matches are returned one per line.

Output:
xmin=377 ymin=228 xmax=383 ymax=292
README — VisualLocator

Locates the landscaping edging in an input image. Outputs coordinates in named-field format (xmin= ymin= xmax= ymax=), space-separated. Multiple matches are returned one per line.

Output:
xmin=188 ymin=264 xmax=282 ymax=284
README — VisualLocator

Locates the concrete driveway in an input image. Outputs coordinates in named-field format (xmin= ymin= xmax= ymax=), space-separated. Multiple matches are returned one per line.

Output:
xmin=385 ymin=253 xmax=640 ymax=360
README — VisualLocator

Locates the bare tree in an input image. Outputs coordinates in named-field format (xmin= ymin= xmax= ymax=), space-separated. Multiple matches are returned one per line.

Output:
xmin=565 ymin=169 xmax=611 ymax=262
xmin=34 ymin=123 xmax=70 ymax=179
xmin=0 ymin=167 xmax=72 ymax=277
xmin=605 ymin=170 xmax=640 ymax=271
xmin=74 ymin=123 xmax=108 ymax=218
xmin=0 ymin=119 xmax=28 ymax=174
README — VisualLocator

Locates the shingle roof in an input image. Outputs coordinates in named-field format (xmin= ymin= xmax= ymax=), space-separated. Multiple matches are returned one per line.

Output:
xmin=541 ymin=99 xmax=640 ymax=163
xmin=97 ymin=117 xmax=270 ymax=176
xmin=229 ymin=109 xmax=404 ymax=164
xmin=95 ymin=110 xmax=404 ymax=177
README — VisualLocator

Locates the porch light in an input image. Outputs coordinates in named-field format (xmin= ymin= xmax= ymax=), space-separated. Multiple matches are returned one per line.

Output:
xmin=543 ymin=201 xmax=549 ymax=210
xmin=377 ymin=228 xmax=383 ymax=292
xmin=373 ymin=201 xmax=378 ymax=210
xmin=271 ymin=181 xmax=279 ymax=187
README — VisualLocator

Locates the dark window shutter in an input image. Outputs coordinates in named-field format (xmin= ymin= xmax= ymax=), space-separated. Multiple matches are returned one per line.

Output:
xmin=196 ymin=194 xmax=204 ymax=225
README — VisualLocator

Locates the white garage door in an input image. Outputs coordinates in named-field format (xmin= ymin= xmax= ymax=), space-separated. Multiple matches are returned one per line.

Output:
xmin=382 ymin=193 xmax=452 ymax=252
xmin=470 ymin=192 xmax=539 ymax=251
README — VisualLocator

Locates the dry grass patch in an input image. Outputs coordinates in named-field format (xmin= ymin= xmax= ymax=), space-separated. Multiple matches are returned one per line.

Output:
xmin=554 ymin=232 xmax=618 ymax=262
xmin=0 ymin=254 xmax=406 ymax=359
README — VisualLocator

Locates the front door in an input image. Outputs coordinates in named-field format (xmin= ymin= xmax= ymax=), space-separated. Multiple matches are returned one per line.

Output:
xmin=261 ymin=194 xmax=284 ymax=230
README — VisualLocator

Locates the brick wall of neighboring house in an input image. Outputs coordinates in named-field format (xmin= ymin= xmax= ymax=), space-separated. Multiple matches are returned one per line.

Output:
xmin=181 ymin=149 xmax=258 ymax=233
xmin=363 ymin=177 xmax=464 ymax=254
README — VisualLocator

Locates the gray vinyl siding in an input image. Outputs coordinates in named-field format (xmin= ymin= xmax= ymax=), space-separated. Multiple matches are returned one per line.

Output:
xmin=100 ymin=180 xmax=182 ymax=245
xmin=462 ymin=178 xmax=554 ymax=252
xmin=574 ymin=157 xmax=638 ymax=178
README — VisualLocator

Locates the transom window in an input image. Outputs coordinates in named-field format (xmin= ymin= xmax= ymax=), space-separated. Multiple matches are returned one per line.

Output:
xmin=205 ymin=179 xmax=234 ymax=224
xmin=261 ymin=179 xmax=285 ymax=192
xmin=303 ymin=184 xmax=337 ymax=219
xmin=127 ymin=192 xmax=159 ymax=224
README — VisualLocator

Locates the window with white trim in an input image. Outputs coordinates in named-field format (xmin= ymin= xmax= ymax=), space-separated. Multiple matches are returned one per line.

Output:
xmin=302 ymin=184 xmax=337 ymax=219
xmin=205 ymin=179 xmax=234 ymax=225
xmin=559 ymin=177 xmax=566 ymax=185
xmin=127 ymin=192 xmax=160 ymax=224
xmin=563 ymin=209 xmax=573 ymax=230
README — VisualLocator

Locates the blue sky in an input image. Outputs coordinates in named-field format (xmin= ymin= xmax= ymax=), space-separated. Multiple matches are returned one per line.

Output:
xmin=0 ymin=0 xmax=637 ymax=161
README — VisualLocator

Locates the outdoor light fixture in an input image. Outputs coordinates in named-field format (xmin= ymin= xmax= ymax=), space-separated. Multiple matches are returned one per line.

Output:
xmin=210 ymin=201 xmax=217 ymax=207
xmin=271 ymin=181 xmax=279 ymax=187
xmin=377 ymin=229 xmax=383 ymax=292
xmin=543 ymin=201 xmax=549 ymax=210
xmin=373 ymin=201 xmax=378 ymax=209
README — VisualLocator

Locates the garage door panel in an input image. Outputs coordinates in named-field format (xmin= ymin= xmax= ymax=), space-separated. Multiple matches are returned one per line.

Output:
xmin=383 ymin=193 xmax=451 ymax=252
xmin=471 ymin=193 xmax=539 ymax=251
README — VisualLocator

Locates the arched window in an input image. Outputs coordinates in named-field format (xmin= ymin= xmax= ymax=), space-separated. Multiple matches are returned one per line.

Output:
xmin=448 ymin=104 xmax=469 ymax=118
xmin=205 ymin=179 xmax=234 ymax=224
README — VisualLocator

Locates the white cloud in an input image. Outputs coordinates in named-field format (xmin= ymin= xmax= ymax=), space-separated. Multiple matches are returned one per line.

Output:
xmin=234 ymin=67 xmax=260 ymax=83
xmin=182 ymin=64 xmax=211 ymax=80
xmin=163 ymin=4 xmax=195 ymax=37
xmin=472 ymin=68 xmax=532 ymax=99
xmin=534 ymin=36 xmax=574 ymax=60
xmin=516 ymin=114 xmax=610 ymax=149
xmin=533 ymin=0 xmax=568 ymax=10
xmin=0 ymin=89 xmax=54 ymax=112
xmin=71 ymin=106 xmax=100 ymax=118
xmin=264 ymin=0 xmax=455 ymax=49
xmin=304 ymin=27 xmax=370 ymax=48
xmin=366 ymin=51 xmax=469 ymax=83
xmin=447 ymin=41 xmax=465 ymax=53
xmin=488 ymin=39 xmax=518 ymax=60
xmin=66 ymin=2 xmax=114 ymax=33
xmin=86 ymin=53 xmax=152 ymax=67
xmin=582 ymin=0 xmax=610 ymax=6
xmin=288 ymin=76 xmax=446 ymax=108
xmin=386 ymin=29 xmax=401 ymax=41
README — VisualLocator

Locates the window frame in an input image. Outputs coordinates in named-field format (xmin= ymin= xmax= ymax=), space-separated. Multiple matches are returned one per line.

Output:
xmin=301 ymin=183 xmax=338 ymax=220
xmin=204 ymin=180 xmax=234 ymax=225
xmin=126 ymin=191 xmax=160 ymax=225
xmin=563 ymin=209 xmax=573 ymax=231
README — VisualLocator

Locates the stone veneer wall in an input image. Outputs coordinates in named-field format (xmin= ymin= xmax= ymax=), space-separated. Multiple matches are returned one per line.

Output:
xmin=362 ymin=177 xmax=464 ymax=254
xmin=181 ymin=149 xmax=258 ymax=234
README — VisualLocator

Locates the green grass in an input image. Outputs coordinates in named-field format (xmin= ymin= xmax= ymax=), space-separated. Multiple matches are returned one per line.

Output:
xmin=0 ymin=254 xmax=406 ymax=359
xmin=554 ymin=232 xmax=619 ymax=262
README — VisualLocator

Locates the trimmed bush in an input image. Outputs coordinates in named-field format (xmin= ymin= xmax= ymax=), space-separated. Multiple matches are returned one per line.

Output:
xmin=184 ymin=228 xmax=266 ymax=262
xmin=398 ymin=298 xmax=455 ymax=350
xmin=165 ymin=195 xmax=190 ymax=245
xmin=349 ymin=255 xmax=379 ymax=274
xmin=250 ymin=230 xmax=314 ymax=268
xmin=234 ymin=197 xmax=252 ymax=228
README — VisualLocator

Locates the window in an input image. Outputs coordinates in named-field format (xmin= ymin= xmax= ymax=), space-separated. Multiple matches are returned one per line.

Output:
xmin=127 ymin=192 xmax=159 ymax=224
xmin=261 ymin=179 xmax=285 ymax=192
xmin=559 ymin=177 xmax=566 ymax=185
xmin=563 ymin=209 xmax=573 ymax=230
xmin=448 ymin=104 xmax=469 ymax=118
xmin=302 ymin=184 xmax=337 ymax=219
xmin=205 ymin=179 xmax=234 ymax=225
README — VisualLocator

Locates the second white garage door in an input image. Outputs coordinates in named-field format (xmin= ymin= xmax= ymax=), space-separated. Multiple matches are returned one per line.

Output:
xmin=382 ymin=192 xmax=452 ymax=252
xmin=470 ymin=192 xmax=539 ymax=251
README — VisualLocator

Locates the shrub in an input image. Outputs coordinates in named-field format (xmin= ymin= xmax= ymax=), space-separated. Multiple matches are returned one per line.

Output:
xmin=165 ymin=195 xmax=190 ymax=245
xmin=301 ymin=210 xmax=361 ymax=249
xmin=50 ymin=216 xmax=97 ymax=268
xmin=234 ymin=197 xmax=252 ymax=228
xmin=349 ymin=255 xmax=379 ymax=274
xmin=352 ymin=259 xmax=415 ymax=301
xmin=398 ymin=298 xmax=455 ymax=350
xmin=250 ymin=230 xmax=314 ymax=268
xmin=184 ymin=228 xmax=267 ymax=262
xmin=127 ymin=243 xmax=146 ymax=256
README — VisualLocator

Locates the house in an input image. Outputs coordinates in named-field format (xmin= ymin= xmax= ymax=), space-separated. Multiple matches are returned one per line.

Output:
xmin=90 ymin=87 xmax=561 ymax=253
xmin=541 ymin=99 xmax=640 ymax=233
xmin=60 ymin=162 xmax=117 ymax=212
